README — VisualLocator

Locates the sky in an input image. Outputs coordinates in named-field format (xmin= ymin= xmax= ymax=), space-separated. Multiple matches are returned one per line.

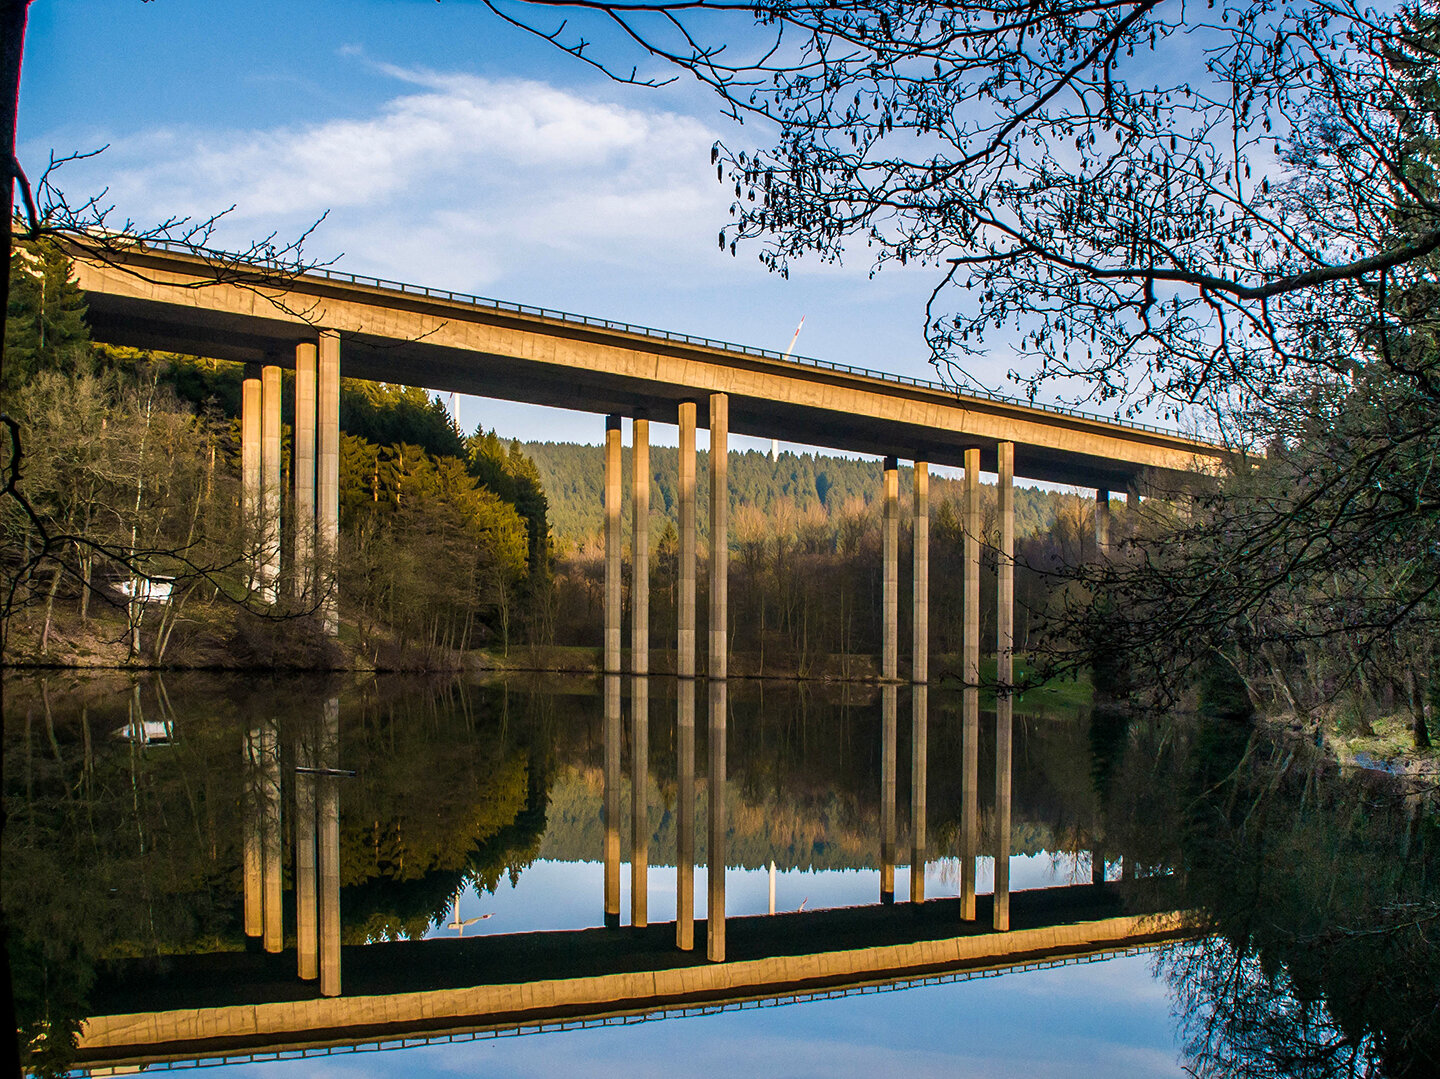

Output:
xmin=20 ymin=0 xmax=985 ymax=452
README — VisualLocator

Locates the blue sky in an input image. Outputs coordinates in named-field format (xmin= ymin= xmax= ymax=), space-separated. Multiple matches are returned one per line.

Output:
xmin=22 ymin=1 xmax=976 ymax=448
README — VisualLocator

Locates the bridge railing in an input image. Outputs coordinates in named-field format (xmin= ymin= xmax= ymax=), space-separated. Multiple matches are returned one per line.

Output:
xmin=136 ymin=239 xmax=1198 ymax=442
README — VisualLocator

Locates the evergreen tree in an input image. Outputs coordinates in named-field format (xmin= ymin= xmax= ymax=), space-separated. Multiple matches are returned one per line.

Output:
xmin=4 ymin=238 xmax=90 ymax=399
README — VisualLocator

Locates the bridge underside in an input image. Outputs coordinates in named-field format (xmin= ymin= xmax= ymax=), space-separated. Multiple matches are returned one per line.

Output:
xmin=80 ymin=273 xmax=1217 ymax=492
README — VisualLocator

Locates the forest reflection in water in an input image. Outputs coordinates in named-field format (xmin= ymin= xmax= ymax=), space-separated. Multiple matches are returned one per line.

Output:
xmin=2 ymin=670 xmax=1436 ymax=1078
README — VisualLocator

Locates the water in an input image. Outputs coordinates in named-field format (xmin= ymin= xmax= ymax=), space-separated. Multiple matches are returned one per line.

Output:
xmin=4 ymin=671 xmax=1435 ymax=1077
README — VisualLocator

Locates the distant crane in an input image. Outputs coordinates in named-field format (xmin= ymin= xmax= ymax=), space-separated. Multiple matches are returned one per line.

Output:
xmin=445 ymin=888 xmax=493 ymax=937
xmin=773 ymin=316 xmax=805 ymax=462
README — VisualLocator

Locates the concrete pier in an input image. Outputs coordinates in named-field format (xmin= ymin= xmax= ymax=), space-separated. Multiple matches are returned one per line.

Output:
xmin=961 ymin=447 xmax=980 ymax=920
xmin=317 ymin=331 xmax=340 ymax=634
xmin=910 ymin=684 xmax=928 ymax=903
xmin=630 ymin=675 xmax=649 ymax=927
xmin=259 ymin=365 xmax=282 ymax=601
xmin=242 ymin=730 xmax=263 ymax=940
xmin=632 ymin=418 xmax=650 ymax=675
xmin=676 ymin=679 xmax=695 ymax=951
xmin=241 ymin=372 xmax=261 ymax=595
xmin=994 ymin=442 xmax=1015 ymax=932
xmin=292 ymin=343 xmax=317 ymax=600
xmin=260 ymin=722 xmax=282 ymax=954
xmin=318 ymin=698 xmax=341 ymax=997
xmin=880 ymin=683 xmax=897 ymax=904
xmin=709 ymin=394 xmax=729 ymax=680
xmin=677 ymin=403 xmax=697 ymax=679
xmin=882 ymin=457 xmax=899 ymax=681
xmin=707 ymin=679 xmax=727 ymax=962
xmin=1095 ymin=488 xmax=1111 ymax=557
xmin=604 ymin=416 xmax=622 ymax=674
xmin=295 ymin=728 xmax=318 ymax=981
xmin=603 ymin=673 xmax=621 ymax=928
xmin=913 ymin=462 xmax=929 ymax=684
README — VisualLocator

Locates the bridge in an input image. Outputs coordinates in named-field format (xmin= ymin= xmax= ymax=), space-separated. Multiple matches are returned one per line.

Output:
xmin=65 ymin=244 xmax=1217 ymax=995
xmin=75 ymin=885 xmax=1191 ymax=1073
xmin=68 ymin=241 xmax=1226 ymax=668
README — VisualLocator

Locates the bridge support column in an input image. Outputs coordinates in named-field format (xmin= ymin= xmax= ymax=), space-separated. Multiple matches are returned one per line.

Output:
xmin=676 ymin=679 xmax=695 ymax=950
xmin=295 ymin=728 xmax=318 ymax=981
xmin=709 ymin=394 xmax=728 ymax=679
xmin=882 ymin=457 xmax=899 ymax=681
xmin=677 ymin=403 xmax=697 ymax=679
xmin=604 ymin=416 xmax=622 ymax=674
xmin=632 ymin=418 xmax=649 ymax=674
xmin=242 ymin=729 xmax=263 ymax=940
xmin=293 ymin=343 xmax=317 ymax=601
xmin=1095 ymin=488 xmax=1111 ymax=557
xmin=994 ymin=441 xmax=1015 ymax=932
xmin=913 ymin=461 xmax=929 ymax=684
xmin=630 ymin=674 xmax=649 ymax=927
xmin=241 ymin=369 xmax=262 ymax=596
xmin=910 ymin=684 xmax=928 ymax=903
xmin=318 ymin=697 xmax=341 ymax=997
xmin=261 ymin=720 xmax=283 ymax=954
xmin=259 ymin=365 xmax=283 ymax=602
xmin=960 ymin=447 xmax=980 ymax=920
xmin=603 ymin=672 xmax=622 ymax=928
xmin=880 ymin=683 xmax=897 ymax=904
xmin=706 ymin=678 xmax=727 ymax=961
xmin=317 ymin=331 xmax=340 ymax=635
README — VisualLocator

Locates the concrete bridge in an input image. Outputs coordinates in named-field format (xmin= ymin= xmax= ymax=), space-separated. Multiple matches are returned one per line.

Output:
xmin=69 ymin=241 xmax=1224 ymax=664
xmin=75 ymin=885 xmax=1190 ymax=1073
xmin=67 ymin=244 xmax=1216 ymax=992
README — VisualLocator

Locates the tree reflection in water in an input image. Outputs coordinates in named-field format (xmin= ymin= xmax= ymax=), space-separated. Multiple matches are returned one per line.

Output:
xmin=1104 ymin=670 xmax=1439 ymax=1079
xmin=2 ymin=670 xmax=1436 ymax=1077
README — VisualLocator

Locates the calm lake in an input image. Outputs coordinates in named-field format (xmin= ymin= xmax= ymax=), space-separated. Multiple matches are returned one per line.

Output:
xmin=4 ymin=671 xmax=1435 ymax=1077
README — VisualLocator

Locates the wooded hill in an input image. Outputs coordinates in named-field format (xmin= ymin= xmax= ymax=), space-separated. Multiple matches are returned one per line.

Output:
xmin=522 ymin=441 xmax=1079 ymax=547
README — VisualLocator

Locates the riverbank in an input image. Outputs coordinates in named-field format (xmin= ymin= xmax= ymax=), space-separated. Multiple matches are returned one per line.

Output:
xmin=2 ymin=602 xmax=1092 ymax=703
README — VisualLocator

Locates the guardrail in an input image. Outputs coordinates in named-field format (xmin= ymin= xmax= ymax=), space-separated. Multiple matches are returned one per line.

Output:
xmin=136 ymin=239 xmax=1202 ymax=442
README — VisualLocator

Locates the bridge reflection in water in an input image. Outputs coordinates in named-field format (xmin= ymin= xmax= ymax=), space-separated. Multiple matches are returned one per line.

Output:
xmin=72 ymin=677 xmax=1189 ymax=1074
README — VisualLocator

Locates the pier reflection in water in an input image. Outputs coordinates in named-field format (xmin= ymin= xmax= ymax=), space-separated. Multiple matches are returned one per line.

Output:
xmin=5 ymin=671 xmax=1434 ymax=1078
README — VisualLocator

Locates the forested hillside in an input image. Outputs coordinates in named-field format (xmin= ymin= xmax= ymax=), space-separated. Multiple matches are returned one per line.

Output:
xmin=523 ymin=441 xmax=1074 ymax=547
xmin=1 ymin=239 xmax=554 ymax=666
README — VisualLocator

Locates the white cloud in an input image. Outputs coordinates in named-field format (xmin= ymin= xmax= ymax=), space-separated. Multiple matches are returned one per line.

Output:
xmin=73 ymin=65 xmax=725 ymax=291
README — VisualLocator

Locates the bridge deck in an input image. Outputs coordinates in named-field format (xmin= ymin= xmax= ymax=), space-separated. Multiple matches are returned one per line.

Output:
xmin=79 ymin=885 xmax=1192 ymax=1070
xmin=70 ymin=245 xmax=1225 ymax=489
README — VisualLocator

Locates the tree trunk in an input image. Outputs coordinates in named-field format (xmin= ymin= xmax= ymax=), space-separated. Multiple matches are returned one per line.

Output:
xmin=1406 ymin=668 xmax=1432 ymax=751
xmin=39 ymin=557 xmax=63 ymax=653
